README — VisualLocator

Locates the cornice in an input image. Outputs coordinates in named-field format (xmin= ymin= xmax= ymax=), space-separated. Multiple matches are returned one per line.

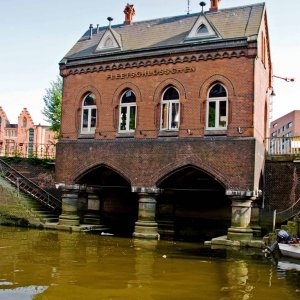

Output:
xmin=61 ymin=49 xmax=248 ymax=78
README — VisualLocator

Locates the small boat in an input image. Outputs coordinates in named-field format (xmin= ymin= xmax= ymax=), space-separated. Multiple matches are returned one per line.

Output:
xmin=277 ymin=259 xmax=300 ymax=272
xmin=278 ymin=243 xmax=300 ymax=259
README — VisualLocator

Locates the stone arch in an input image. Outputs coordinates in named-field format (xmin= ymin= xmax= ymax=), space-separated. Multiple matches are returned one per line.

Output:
xmin=198 ymin=74 xmax=236 ymax=99
xmin=111 ymin=82 xmax=142 ymax=105
xmin=152 ymin=159 xmax=230 ymax=189
xmin=152 ymin=78 xmax=187 ymax=103
xmin=73 ymin=161 xmax=132 ymax=186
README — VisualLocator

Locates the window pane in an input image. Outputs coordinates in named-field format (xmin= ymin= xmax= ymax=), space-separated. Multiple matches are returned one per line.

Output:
xmin=90 ymin=109 xmax=97 ymax=128
xmin=171 ymin=103 xmax=179 ymax=129
xmin=197 ymin=24 xmax=208 ymax=34
xmin=163 ymin=87 xmax=179 ymax=100
xmin=84 ymin=93 xmax=95 ymax=106
xmin=129 ymin=106 xmax=136 ymax=130
xmin=120 ymin=107 xmax=127 ymax=131
xmin=209 ymin=84 xmax=227 ymax=98
xmin=82 ymin=109 xmax=89 ymax=129
xmin=208 ymin=102 xmax=216 ymax=128
xmin=161 ymin=103 xmax=168 ymax=129
xmin=219 ymin=101 xmax=227 ymax=127
xmin=122 ymin=90 xmax=136 ymax=103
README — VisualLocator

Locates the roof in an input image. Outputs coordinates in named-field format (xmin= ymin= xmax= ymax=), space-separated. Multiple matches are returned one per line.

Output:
xmin=62 ymin=3 xmax=265 ymax=64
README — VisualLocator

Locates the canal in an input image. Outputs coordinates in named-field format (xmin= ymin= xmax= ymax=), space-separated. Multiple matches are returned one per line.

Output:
xmin=0 ymin=227 xmax=299 ymax=300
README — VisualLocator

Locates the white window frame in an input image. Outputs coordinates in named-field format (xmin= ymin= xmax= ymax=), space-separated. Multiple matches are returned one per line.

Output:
xmin=160 ymin=87 xmax=180 ymax=131
xmin=119 ymin=90 xmax=136 ymax=132
xmin=81 ymin=93 xmax=97 ymax=134
xmin=206 ymin=84 xmax=228 ymax=130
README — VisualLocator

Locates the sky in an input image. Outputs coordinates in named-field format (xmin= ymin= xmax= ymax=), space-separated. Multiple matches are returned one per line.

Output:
xmin=0 ymin=0 xmax=299 ymax=124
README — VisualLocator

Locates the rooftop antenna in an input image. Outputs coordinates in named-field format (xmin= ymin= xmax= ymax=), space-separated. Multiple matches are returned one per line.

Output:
xmin=199 ymin=1 xmax=206 ymax=14
xmin=187 ymin=0 xmax=191 ymax=15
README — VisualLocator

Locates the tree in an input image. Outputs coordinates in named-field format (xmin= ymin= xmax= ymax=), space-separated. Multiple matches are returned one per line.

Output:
xmin=42 ymin=76 xmax=62 ymax=137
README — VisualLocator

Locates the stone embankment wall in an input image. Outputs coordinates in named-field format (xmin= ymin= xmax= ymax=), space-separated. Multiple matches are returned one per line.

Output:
xmin=264 ymin=158 xmax=300 ymax=213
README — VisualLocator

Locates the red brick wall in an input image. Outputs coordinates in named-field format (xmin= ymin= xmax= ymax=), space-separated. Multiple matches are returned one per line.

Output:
xmin=264 ymin=160 xmax=300 ymax=212
xmin=58 ymin=39 xmax=271 ymax=193
xmin=55 ymin=137 xmax=256 ymax=191
xmin=60 ymin=56 xmax=256 ymax=140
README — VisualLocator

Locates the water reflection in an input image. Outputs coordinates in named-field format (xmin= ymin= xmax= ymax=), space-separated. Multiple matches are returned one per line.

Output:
xmin=0 ymin=226 xmax=300 ymax=299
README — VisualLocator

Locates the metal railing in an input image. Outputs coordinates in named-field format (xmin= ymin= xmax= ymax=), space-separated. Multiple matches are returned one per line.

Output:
xmin=276 ymin=197 xmax=300 ymax=223
xmin=266 ymin=136 xmax=300 ymax=155
xmin=0 ymin=141 xmax=56 ymax=159
xmin=0 ymin=158 xmax=61 ymax=212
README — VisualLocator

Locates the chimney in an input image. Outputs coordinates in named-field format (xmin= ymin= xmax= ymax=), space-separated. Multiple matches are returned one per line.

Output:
xmin=123 ymin=3 xmax=135 ymax=25
xmin=89 ymin=24 xmax=93 ymax=39
xmin=210 ymin=0 xmax=221 ymax=12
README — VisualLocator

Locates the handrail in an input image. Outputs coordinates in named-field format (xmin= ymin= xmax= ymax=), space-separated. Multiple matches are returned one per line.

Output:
xmin=266 ymin=136 xmax=300 ymax=156
xmin=0 ymin=158 xmax=61 ymax=211
xmin=276 ymin=197 xmax=300 ymax=222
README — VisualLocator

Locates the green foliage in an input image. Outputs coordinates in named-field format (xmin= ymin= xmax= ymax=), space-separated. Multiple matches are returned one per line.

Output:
xmin=42 ymin=76 xmax=62 ymax=137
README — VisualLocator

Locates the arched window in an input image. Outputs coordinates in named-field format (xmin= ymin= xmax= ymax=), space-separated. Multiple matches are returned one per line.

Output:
xmin=161 ymin=86 xmax=180 ymax=130
xmin=81 ymin=93 xmax=97 ymax=134
xmin=206 ymin=84 xmax=228 ymax=130
xmin=22 ymin=117 xmax=27 ymax=128
xmin=197 ymin=24 xmax=209 ymax=34
xmin=119 ymin=89 xmax=136 ymax=132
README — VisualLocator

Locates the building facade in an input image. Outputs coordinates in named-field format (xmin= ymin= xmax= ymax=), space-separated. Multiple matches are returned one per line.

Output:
xmin=0 ymin=107 xmax=56 ymax=158
xmin=269 ymin=110 xmax=300 ymax=155
xmin=56 ymin=1 xmax=272 ymax=241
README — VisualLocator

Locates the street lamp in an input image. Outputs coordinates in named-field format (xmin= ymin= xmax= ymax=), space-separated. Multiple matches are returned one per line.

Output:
xmin=272 ymin=75 xmax=295 ymax=82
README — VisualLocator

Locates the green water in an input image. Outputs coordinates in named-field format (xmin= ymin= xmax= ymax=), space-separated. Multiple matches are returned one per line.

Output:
xmin=0 ymin=227 xmax=299 ymax=300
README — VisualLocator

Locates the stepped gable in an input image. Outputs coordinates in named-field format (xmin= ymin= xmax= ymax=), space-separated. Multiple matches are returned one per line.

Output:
xmin=18 ymin=108 xmax=35 ymax=128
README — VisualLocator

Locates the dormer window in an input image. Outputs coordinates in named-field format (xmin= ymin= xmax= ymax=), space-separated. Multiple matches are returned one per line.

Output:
xmin=197 ymin=24 xmax=209 ymax=34
xmin=185 ymin=14 xmax=219 ymax=42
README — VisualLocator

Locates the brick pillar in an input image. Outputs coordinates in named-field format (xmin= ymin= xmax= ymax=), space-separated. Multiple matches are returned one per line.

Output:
xmin=83 ymin=187 xmax=101 ymax=225
xmin=227 ymin=197 xmax=253 ymax=241
xmin=58 ymin=184 xmax=81 ymax=226
xmin=132 ymin=187 xmax=160 ymax=240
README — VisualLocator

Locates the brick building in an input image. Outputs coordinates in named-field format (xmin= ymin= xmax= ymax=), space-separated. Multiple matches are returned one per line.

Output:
xmin=0 ymin=107 xmax=56 ymax=158
xmin=269 ymin=110 xmax=300 ymax=154
xmin=56 ymin=1 xmax=272 ymax=241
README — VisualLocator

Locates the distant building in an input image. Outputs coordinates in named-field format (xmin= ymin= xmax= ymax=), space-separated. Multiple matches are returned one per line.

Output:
xmin=270 ymin=110 xmax=300 ymax=137
xmin=269 ymin=110 xmax=300 ymax=154
xmin=0 ymin=107 xmax=56 ymax=158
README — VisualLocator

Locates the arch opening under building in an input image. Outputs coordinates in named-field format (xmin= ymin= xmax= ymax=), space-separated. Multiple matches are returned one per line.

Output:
xmin=75 ymin=165 xmax=138 ymax=237
xmin=156 ymin=165 xmax=231 ymax=242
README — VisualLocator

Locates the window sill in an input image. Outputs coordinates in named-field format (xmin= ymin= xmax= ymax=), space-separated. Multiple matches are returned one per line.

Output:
xmin=116 ymin=132 xmax=135 ymax=138
xmin=204 ymin=129 xmax=227 ymax=136
xmin=158 ymin=130 xmax=179 ymax=137
xmin=78 ymin=133 xmax=95 ymax=139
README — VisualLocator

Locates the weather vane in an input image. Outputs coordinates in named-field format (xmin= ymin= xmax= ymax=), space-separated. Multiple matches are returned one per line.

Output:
xmin=199 ymin=2 xmax=206 ymax=14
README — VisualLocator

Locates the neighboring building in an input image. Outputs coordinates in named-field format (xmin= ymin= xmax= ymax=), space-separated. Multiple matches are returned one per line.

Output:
xmin=56 ymin=1 xmax=272 ymax=241
xmin=269 ymin=110 xmax=300 ymax=154
xmin=0 ymin=107 xmax=56 ymax=158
